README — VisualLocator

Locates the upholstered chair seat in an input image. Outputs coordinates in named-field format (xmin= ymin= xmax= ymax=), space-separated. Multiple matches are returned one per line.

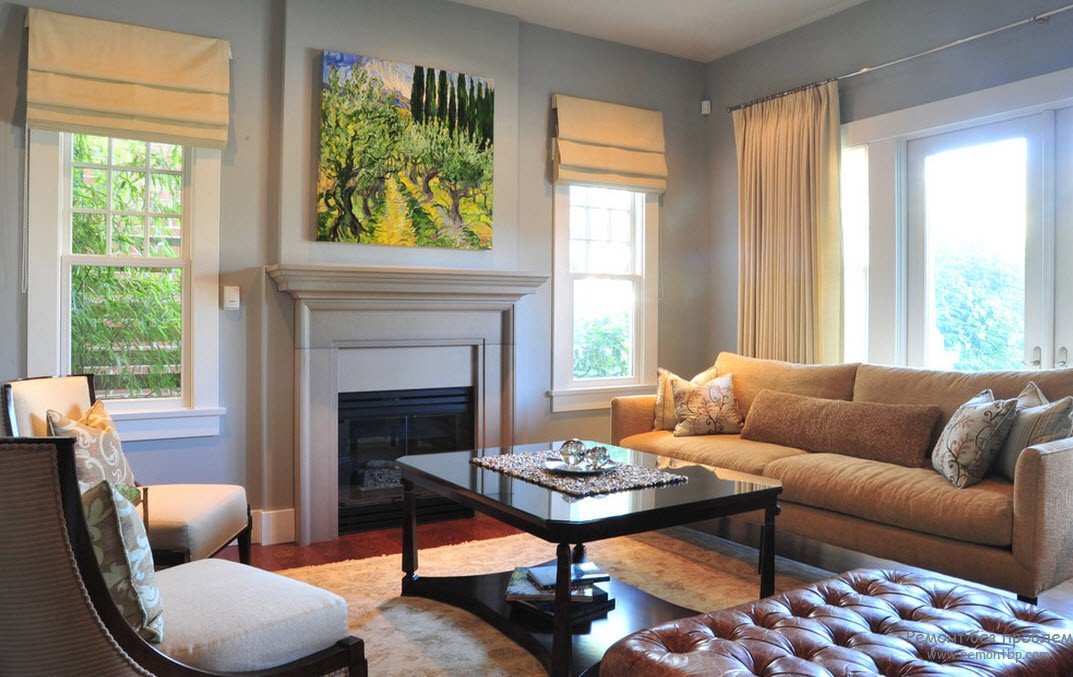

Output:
xmin=144 ymin=483 xmax=251 ymax=561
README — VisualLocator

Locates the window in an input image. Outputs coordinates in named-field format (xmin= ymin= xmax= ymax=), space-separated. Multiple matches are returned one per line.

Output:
xmin=551 ymin=184 xmax=659 ymax=412
xmin=842 ymin=66 xmax=1073 ymax=370
xmin=27 ymin=130 xmax=223 ymax=439
xmin=67 ymin=134 xmax=186 ymax=399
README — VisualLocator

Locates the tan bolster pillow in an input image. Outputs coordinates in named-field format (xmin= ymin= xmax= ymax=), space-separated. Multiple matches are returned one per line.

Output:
xmin=740 ymin=390 xmax=943 ymax=468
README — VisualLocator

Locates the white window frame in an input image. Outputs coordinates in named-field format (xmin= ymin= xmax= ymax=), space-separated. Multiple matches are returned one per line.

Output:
xmin=549 ymin=183 xmax=659 ymax=412
xmin=843 ymin=65 xmax=1073 ymax=367
xmin=26 ymin=129 xmax=224 ymax=440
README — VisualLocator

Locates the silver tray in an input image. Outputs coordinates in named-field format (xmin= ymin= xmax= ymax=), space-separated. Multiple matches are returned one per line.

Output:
xmin=544 ymin=459 xmax=619 ymax=476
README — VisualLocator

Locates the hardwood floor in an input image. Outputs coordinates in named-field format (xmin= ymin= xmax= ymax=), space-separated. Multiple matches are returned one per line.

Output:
xmin=221 ymin=514 xmax=1073 ymax=617
xmin=218 ymin=514 xmax=520 ymax=571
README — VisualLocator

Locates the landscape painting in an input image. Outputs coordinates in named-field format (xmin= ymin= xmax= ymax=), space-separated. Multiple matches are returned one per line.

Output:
xmin=317 ymin=51 xmax=494 ymax=250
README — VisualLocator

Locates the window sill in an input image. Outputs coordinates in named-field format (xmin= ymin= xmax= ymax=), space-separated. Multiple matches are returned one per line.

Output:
xmin=109 ymin=407 xmax=226 ymax=441
xmin=548 ymin=384 xmax=655 ymax=413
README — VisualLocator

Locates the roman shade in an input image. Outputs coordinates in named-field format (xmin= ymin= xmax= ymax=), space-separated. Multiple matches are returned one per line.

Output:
xmin=552 ymin=93 xmax=667 ymax=192
xmin=25 ymin=8 xmax=231 ymax=149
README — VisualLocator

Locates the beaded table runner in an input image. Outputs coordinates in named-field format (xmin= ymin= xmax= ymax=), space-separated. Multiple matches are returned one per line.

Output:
xmin=470 ymin=451 xmax=687 ymax=497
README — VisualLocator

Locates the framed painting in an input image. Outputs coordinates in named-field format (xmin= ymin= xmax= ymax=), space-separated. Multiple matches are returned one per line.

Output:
xmin=317 ymin=51 xmax=494 ymax=250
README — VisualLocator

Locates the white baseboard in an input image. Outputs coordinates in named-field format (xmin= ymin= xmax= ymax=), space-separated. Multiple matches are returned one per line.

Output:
xmin=252 ymin=508 xmax=295 ymax=545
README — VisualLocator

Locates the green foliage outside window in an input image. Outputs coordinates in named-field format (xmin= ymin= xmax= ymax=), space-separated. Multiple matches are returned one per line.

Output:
xmin=573 ymin=314 xmax=631 ymax=379
xmin=933 ymin=253 xmax=1024 ymax=371
xmin=69 ymin=134 xmax=184 ymax=399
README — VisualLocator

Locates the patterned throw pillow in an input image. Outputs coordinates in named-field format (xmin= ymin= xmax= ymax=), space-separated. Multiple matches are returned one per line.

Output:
xmin=48 ymin=400 xmax=138 ymax=500
xmin=994 ymin=382 xmax=1073 ymax=481
xmin=671 ymin=374 xmax=744 ymax=437
xmin=931 ymin=390 xmax=1017 ymax=489
xmin=653 ymin=365 xmax=719 ymax=431
xmin=81 ymin=480 xmax=164 ymax=642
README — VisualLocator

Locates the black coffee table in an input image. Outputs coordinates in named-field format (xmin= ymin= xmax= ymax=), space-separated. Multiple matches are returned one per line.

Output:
xmin=397 ymin=442 xmax=782 ymax=677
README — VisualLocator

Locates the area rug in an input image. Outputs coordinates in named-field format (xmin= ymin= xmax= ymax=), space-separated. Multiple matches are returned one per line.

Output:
xmin=278 ymin=527 xmax=832 ymax=676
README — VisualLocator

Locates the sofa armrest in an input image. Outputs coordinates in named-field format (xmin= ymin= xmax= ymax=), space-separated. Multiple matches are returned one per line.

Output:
xmin=611 ymin=395 xmax=656 ymax=445
xmin=1012 ymin=437 xmax=1073 ymax=592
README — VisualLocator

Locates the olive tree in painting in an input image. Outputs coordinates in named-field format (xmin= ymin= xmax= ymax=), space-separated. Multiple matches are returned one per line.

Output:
xmin=317 ymin=51 xmax=493 ymax=249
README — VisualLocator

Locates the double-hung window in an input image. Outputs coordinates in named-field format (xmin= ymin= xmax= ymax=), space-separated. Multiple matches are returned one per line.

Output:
xmin=27 ymin=130 xmax=224 ymax=439
xmin=551 ymin=184 xmax=659 ymax=411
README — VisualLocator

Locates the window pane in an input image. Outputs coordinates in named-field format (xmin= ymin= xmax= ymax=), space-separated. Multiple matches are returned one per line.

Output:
xmin=73 ymin=135 xmax=108 ymax=165
xmin=573 ymin=278 xmax=634 ymax=379
xmin=150 ymin=142 xmax=182 ymax=171
xmin=924 ymin=137 xmax=1026 ymax=371
xmin=150 ymin=173 xmax=182 ymax=214
xmin=112 ymin=170 xmax=146 ymax=212
xmin=112 ymin=215 xmax=146 ymax=256
xmin=72 ymin=167 xmax=107 ymax=210
xmin=70 ymin=266 xmax=183 ymax=399
xmin=72 ymin=213 xmax=106 ymax=255
xmin=113 ymin=138 xmax=147 ymax=167
xmin=150 ymin=218 xmax=181 ymax=258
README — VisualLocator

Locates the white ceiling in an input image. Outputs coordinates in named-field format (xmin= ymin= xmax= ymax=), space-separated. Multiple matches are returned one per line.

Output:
xmin=444 ymin=0 xmax=869 ymax=62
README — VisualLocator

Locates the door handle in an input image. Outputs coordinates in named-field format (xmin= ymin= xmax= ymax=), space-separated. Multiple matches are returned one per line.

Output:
xmin=1059 ymin=346 xmax=1069 ymax=368
xmin=1023 ymin=345 xmax=1042 ymax=369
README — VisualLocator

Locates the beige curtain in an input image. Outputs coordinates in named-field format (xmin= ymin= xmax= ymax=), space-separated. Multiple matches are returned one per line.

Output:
xmin=26 ymin=8 xmax=231 ymax=149
xmin=732 ymin=81 xmax=842 ymax=364
xmin=552 ymin=94 xmax=667 ymax=192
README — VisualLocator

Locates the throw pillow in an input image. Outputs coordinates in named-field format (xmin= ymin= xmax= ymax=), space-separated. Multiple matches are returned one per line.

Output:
xmin=48 ymin=400 xmax=138 ymax=499
xmin=739 ymin=390 xmax=943 ymax=467
xmin=671 ymin=374 xmax=743 ymax=436
xmin=653 ymin=364 xmax=719 ymax=431
xmin=931 ymin=390 xmax=1018 ymax=489
xmin=995 ymin=383 xmax=1073 ymax=481
xmin=81 ymin=480 xmax=164 ymax=642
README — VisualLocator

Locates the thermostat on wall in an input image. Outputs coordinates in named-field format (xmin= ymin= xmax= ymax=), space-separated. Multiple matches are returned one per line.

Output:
xmin=222 ymin=285 xmax=240 ymax=310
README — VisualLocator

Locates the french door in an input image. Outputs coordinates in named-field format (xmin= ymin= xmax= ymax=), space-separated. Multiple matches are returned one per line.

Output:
xmin=906 ymin=111 xmax=1073 ymax=371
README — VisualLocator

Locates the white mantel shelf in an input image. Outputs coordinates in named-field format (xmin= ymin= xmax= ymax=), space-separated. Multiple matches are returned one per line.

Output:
xmin=266 ymin=263 xmax=548 ymax=300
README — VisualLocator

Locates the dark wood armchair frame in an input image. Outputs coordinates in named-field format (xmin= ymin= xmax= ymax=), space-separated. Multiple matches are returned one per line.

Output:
xmin=2 ymin=436 xmax=368 ymax=676
xmin=2 ymin=373 xmax=253 ymax=565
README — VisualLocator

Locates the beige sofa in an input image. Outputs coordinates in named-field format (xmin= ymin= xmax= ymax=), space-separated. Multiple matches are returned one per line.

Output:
xmin=611 ymin=352 xmax=1073 ymax=600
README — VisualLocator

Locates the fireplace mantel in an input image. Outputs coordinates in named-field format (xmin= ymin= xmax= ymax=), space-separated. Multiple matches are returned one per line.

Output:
xmin=267 ymin=263 xmax=547 ymax=544
xmin=266 ymin=263 xmax=547 ymax=301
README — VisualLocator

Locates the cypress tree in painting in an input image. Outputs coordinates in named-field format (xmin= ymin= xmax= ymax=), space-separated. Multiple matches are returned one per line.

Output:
xmin=424 ymin=68 xmax=436 ymax=122
xmin=437 ymin=69 xmax=448 ymax=122
xmin=457 ymin=74 xmax=468 ymax=136
xmin=410 ymin=65 xmax=424 ymax=123
xmin=447 ymin=85 xmax=456 ymax=133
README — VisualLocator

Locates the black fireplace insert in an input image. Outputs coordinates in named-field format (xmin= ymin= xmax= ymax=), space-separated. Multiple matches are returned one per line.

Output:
xmin=338 ymin=386 xmax=475 ymax=532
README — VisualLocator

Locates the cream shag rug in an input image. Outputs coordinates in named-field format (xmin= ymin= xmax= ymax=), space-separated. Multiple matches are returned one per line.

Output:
xmin=278 ymin=527 xmax=831 ymax=676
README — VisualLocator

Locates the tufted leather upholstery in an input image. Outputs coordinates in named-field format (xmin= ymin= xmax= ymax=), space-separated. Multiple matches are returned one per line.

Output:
xmin=601 ymin=569 xmax=1073 ymax=676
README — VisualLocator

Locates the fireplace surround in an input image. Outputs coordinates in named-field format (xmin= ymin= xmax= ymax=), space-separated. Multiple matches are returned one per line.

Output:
xmin=268 ymin=264 xmax=546 ymax=544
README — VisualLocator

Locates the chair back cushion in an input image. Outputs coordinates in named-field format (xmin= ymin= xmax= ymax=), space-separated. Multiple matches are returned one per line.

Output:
xmin=4 ymin=376 xmax=93 ymax=436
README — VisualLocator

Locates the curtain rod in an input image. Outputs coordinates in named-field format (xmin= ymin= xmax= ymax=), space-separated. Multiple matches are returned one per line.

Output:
xmin=726 ymin=3 xmax=1073 ymax=113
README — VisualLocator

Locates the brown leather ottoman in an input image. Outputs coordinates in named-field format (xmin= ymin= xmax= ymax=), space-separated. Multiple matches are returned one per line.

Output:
xmin=601 ymin=569 xmax=1073 ymax=676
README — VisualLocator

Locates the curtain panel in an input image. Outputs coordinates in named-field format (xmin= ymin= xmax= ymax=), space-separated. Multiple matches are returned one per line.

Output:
xmin=26 ymin=8 xmax=231 ymax=149
xmin=552 ymin=94 xmax=667 ymax=192
xmin=732 ymin=81 xmax=842 ymax=364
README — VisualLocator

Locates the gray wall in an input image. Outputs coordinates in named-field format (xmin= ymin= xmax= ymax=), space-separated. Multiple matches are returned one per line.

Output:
xmin=0 ymin=0 xmax=707 ymax=516
xmin=703 ymin=0 xmax=1073 ymax=358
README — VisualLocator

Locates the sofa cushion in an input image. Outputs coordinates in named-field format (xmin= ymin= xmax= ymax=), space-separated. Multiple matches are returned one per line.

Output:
xmin=620 ymin=431 xmax=808 ymax=476
xmin=671 ymin=375 xmax=743 ymax=436
xmin=853 ymin=363 xmax=1073 ymax=428
xmin=653 ymin=365 xmax=719 ymax=431
xmin=931 ymin=390 xmax=1018 ymax=489
xmin=995 ymin=385 xmax=1073 ymax=482
xmin=713 ymin=352 xmax=858 ymax=419
xmin=739 ymin=390 xmax=942 ymax=467
xmin=763 ymin=453 xmax=1013 ymax=546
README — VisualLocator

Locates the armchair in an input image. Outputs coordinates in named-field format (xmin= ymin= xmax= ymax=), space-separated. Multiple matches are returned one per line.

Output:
xmin=0 ymin=436 xmax=366 ymax=676
xmin=2 ymin=374 xmax=252 ymax=565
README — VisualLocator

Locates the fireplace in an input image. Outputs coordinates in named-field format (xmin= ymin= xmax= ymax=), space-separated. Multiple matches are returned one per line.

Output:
xmin=267 ymin=263 xmax=547 ymax=544
xmin=338 ymin=387 xmax=474 ymax=531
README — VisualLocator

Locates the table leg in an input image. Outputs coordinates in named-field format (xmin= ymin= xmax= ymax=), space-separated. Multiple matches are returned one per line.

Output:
xmin=572 ymin=543 xmax=586 ymax=563
xmin=760 ymin=500 xmax=778 ymax=598
xmin=401 ymin=479 xmax=417 ymax=592
xmin=551 ymin=542 xmax=573 ymax=676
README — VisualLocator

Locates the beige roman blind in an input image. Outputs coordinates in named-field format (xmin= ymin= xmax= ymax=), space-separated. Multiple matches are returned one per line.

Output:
xmin=26 ymin=8 xmax=231 ymax=149
xmin=552 ymin=94 xmax=667 ymax=192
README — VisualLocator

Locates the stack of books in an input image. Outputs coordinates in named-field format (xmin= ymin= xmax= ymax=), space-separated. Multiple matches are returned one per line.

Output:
xmin=505 ymin=561 xmax=615 ymax=624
